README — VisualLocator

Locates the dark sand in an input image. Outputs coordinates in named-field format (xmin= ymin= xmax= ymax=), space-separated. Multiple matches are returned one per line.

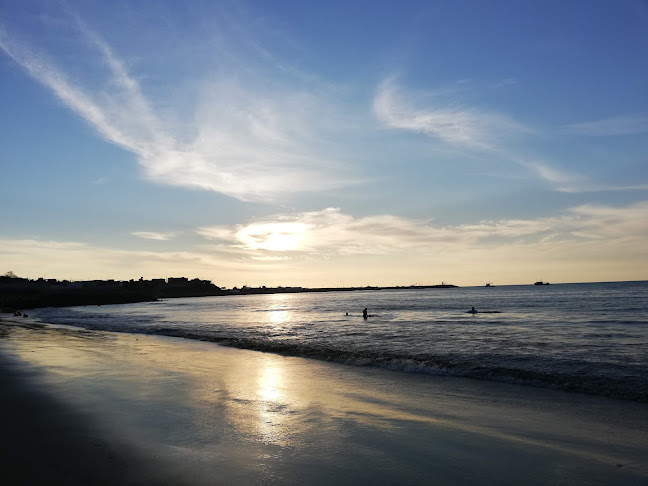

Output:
xmin=1 ymin=317 xmax=647 ymax=485
xmin=0 ymin=352 xmax=181 ymax=485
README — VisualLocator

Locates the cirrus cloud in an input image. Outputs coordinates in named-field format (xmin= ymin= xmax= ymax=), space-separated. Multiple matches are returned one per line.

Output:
xmin=131 ymin=231 xmax=179 ymax=241
xmin=563 ymin=113 xmax=648 ymax=137
xmin=0 ymin=17 xmax=358 ymax=202
xmin=373 ymin=77 xmax=529 ymax=150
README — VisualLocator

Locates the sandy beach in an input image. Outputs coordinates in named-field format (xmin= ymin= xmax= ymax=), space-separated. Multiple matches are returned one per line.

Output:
xmin=1 ymin=317 xmax=647 ymax=485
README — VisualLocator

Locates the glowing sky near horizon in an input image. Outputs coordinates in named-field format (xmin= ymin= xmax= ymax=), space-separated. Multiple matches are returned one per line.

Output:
xmin=1 ymin=0 xmax=647 ymax=287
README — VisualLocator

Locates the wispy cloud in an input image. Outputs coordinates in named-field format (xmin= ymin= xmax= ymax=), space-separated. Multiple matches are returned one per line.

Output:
xmin=515 ymin=156 xmax=648 ymax=193
xmin=491 ymin=77 xmax=518 ymax=88
xmin=200 ymin=207 xmax=453 ymax=255
xmin=372 ymin=77 xmax=579 ymax=188
xmin=509 ymin=156 xmax=588 ymax=192
xmin=557 ymin=182 xmax=648 ymax=193
xmin=0 ymin=17 xmax=356 ymax=202
xmin=197 ymin=203 xmax=648 ymax=256
xmin=568 ymin=202 xmax=648 ymax=239
xmin=373 ymin=77 xmax=528 ymax=150
xmin=0 ymin=238 xmax=261 ymax=282
xmin=563 ymin=113 xmax=648 ymax=136
xmin=131 ymin=231 xmax=179 ymax=241
xmin=373 ymin=77 xmax=647 ymax=193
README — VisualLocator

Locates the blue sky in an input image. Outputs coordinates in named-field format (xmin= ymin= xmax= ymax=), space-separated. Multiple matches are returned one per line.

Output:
xmin=1 ymin=0 xmax=647 ymax=286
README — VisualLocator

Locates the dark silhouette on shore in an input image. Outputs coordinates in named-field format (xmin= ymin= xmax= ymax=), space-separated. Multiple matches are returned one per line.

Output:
xmin=1 ymin=272 xmax=458 ymax=312
xmin=0 ymin=274 xmax=225 ymax=311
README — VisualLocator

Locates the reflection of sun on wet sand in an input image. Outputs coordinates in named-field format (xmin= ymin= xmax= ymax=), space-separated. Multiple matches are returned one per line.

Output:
xmin=1 ymin=319 xmax=647 ymax=485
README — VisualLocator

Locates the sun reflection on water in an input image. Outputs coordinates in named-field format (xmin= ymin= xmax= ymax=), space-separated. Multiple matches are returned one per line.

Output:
xmin=265 ymin=293 xmax=293 ymax=331
xmin=256 ymin=364 xmax=292 ymax=446
xmin=268 ymin=310 xmax=289 ymax=327
xmin=257 ymin=365 xmax=281 ymax=403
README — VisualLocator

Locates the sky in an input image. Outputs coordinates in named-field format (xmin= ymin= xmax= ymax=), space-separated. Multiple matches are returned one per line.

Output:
xmin=1 ymin=0 xmax=647 ymax=288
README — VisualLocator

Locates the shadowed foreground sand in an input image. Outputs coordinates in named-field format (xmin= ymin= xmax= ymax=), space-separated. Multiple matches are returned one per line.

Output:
xmin=1 ymin=318 xmax=647 ymax=485
xmin=0 ymin=354 xmax=179 ymax=485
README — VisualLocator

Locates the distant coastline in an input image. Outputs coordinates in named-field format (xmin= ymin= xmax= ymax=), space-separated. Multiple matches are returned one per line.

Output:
xmin=0 ymin=275 xmax=457 ymax=311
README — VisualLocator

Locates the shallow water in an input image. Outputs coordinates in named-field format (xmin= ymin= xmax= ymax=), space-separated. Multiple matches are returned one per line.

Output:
xmin=26 ymin=281 xmax=648 ymax=400
xmin=1 ymin=325 xmax=647 ymax=485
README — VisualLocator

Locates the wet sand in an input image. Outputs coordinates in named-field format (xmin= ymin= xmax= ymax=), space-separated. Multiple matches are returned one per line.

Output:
xmin=0 ymin=353 xmax=179 ymax=485
xmin=1 ymin=317 xmax=647 ymax=485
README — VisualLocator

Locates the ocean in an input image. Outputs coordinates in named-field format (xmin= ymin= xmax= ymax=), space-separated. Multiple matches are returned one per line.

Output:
xmin=27 ymin=280 xmax=648 ymax=402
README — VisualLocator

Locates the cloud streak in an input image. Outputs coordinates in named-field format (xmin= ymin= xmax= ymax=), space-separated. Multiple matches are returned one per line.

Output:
xmin=0 ymin=18 xmax=356 ymax=201
xmin=373 ymin=77 xmax=528 ymax=150
xmin=563 ymin=113 xmax=648 ymax=136
xmin=372 ymin=78 xmax=647 ymax=193
xmin=131 ymin=231 xmax=178 ymax=241
xmin=372 ymin=77 xmax=583 ymax=189
xmin=0 ymin=238 xmax=277 ymax=282
xmin=509 ymin=156 xmax=589 ymax=192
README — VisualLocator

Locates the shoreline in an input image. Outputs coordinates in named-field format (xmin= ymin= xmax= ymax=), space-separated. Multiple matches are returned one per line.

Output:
xmin=4 ymin=313 xmax=647 ymax=403
xmin=7 ymin=312 xmax=645 ymax=404
xmin=1 ymin=319 xmax=647 ymax=485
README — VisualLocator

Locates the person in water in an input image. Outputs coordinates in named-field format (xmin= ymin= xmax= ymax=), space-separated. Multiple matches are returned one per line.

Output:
xmin=362 ymin=308 xmax=368 ymax=319
xmin=469 ymin=306 xmax=477 ymax=314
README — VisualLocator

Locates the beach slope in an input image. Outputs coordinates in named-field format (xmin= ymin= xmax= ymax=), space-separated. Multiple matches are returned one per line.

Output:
xmin=1 ymin=318 xmax=647 ymax=485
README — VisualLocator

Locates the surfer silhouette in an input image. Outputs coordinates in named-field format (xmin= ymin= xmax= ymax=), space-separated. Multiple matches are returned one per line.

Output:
xmin=363 ymin=308 xmax=368 ymax=319
xmin=468 ymin=306 xmax=477 ymax=314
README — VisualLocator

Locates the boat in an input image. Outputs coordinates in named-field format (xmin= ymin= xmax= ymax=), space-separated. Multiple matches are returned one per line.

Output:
xmin=485 ymin=282 xmax=494 ymax=287
xmin=534 ymin=281 xmax=550 ymax=285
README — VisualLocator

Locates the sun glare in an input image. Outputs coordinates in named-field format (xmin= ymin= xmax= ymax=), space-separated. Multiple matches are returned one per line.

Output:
xmin=268 ymin=310 xmax=289 ymax=326
xmin=257 ymin=366 xmax=281 ymax=403
xmin=238 ymin=222 xmax=308 ymax=251
xmin=267 ymin=294 xmax=291 ymax=327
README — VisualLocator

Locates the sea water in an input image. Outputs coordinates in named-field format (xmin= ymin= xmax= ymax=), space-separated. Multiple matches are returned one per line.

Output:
xmin=27 ymin=281 xmax=648 ymax=401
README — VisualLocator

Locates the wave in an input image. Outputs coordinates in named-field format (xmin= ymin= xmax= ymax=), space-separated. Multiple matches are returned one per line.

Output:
xmin=17 ymin=307 xmax=648 ymax=403
xmin=114 ymin=325 xmax=648 ymax=403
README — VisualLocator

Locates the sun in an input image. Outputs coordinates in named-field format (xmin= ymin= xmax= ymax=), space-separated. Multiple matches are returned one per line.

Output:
xmin=238 ymin=222 xmax=308 ymax=251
